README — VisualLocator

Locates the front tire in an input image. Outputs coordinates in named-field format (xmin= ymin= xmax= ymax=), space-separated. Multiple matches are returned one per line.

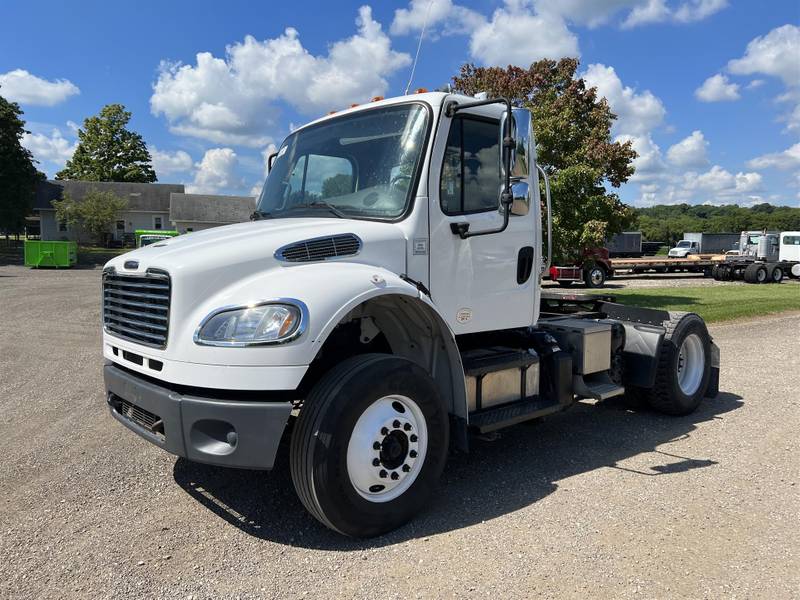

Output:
xmin=584 ymin=265 xmax=606 ymax=288
xmin=290 ymin=354 xmax=449 ymax=537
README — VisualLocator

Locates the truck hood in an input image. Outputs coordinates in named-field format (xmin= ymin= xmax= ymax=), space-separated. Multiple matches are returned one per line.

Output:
xmin=106 ymin=217 xmax=408 ymax=284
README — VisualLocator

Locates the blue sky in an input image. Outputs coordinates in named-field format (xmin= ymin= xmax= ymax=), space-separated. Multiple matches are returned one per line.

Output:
xmin=1 ymin=0 xmax=798 ymax=206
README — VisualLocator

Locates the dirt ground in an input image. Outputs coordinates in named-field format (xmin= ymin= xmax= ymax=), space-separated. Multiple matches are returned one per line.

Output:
xmin=1 ymin=264 xmax=798 ymax=599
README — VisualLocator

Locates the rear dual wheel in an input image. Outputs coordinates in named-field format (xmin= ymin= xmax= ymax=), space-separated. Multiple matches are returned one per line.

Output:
xmin=583 ymin=265 xmax=606 ymax=288
xmin=290 ymin=354 xmax=449 ymax=537
xmin=644 ymin=313 xmax=712 ymax=415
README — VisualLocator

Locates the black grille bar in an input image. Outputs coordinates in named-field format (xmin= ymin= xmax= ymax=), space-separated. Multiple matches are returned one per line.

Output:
xmin=103 ymin=269 xmax=170 ymax=348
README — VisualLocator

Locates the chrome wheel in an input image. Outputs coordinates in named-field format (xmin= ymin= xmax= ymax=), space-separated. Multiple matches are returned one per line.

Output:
xmin=589 ymin=268 xmax=604 ymax=286
xmin=676 ymin=333 xmax=704 ymax=396
xmin=346 ymin=395 xmax=428 ymax=503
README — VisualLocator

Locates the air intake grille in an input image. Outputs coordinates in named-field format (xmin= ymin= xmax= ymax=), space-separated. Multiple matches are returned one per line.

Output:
xmin=275 ymin=234 xmax=362 ymax=262
xmin=103 ymin=269 xmax=170 ymax=348
xmin=110 ymin=394 xmax=164 ymax=439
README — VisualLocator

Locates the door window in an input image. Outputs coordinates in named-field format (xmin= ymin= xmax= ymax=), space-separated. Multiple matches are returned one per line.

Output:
xmin=440 ymin=117 xmax=501 ymax=215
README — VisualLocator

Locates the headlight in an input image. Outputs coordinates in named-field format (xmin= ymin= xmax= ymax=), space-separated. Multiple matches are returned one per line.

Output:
xmin=194 ymin=300 xmax=306 ymax=346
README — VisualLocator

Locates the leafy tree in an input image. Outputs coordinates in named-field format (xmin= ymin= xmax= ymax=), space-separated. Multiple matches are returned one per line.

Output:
xmin=0 ymin=91 xmax=43 ymax=240
xmin=452 ymin=59 xmax=637 ymax=260
xmin=56 ymin=104 xmax=156 ymax=183
xmin=321 ymin=173 xmax=353 ymax=198
xmin=52 ymin=189 xmax=128 ymax=244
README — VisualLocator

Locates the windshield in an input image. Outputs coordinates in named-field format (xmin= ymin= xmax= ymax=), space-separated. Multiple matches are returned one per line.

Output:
xmin=677 ymin=241 xmax=691 ymax=247
xmin=140 ymin=236 xmax=167 ymax=247
xmin=256 ymin=104 xmax=429 ymax=221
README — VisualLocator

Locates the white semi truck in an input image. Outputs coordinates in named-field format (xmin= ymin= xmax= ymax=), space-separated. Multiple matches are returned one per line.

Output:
xmin=712 ymin=230 xmax=800 ymax=282
xmin=102 ymin=92 xmax=720 ymax=537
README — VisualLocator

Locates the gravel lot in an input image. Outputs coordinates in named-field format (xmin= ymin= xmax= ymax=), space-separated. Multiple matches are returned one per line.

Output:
xmin=1 ymin=264 xmax=798 ymax=599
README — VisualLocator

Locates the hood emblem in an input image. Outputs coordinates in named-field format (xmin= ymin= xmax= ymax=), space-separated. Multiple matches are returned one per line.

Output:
xmin=124 ymin=260 xmax=139 ymax=270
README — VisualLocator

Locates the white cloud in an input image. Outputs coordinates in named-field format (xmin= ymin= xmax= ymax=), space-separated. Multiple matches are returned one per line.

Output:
xmin=21 ymin=129 xmax=76 ymax=167
xmin=695 ymin=73 xmax=740 ymax=102
xmin=390 ymin=0 xmax=482 ymax=36
xmin=151 ymin=6 xmax=410 ymax=147
xmin=469 ymin=1 xmax=579 ymax=66
xmin=617 ymin=134 xmax=667 ymax=182
xmin=726 ymin=24 xmax=800 ymax=133
xmin=728 ymin=24 xmax=800 ymax=86
xmin=667 ymin=130 xmax=709 ymax=167
xmin=621 ymin=0 xmax=727 ymax=28
xmin=0 ymin=69 xmax=79 ymax=106
xmin=747 ymin=143 xmax=800 ymax=171
xmin=583 ymin=63 xmax=666 ymax=136
xmin=746 ymin=79 xmax=765 ymax=89
xmin=637 ymin=165 xmax=763 ymax=205
xmin=149 ymin=147 xmax=193 ymax=177
xmin=186 ymin=148 xmax=244 ymax=194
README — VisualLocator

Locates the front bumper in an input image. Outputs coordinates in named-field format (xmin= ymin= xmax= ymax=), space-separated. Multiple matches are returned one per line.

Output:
xmin=104 ymin=364 xmax=292 ymax=469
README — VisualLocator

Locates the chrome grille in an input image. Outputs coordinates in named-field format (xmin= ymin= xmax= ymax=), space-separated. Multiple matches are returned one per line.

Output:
xmin=103 ymin=269 xmax=170 ymax=348
xmin=275 ymin=234 xmax=362 ymax=262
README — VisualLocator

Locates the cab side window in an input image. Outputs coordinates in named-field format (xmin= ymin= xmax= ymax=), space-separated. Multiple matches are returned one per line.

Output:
xmin=440 ymin=117 xmax=500 ymax=215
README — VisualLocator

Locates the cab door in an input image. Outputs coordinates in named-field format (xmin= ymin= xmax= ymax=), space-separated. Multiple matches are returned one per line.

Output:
xmin=427 ymin=107 xmax=537 ymax=334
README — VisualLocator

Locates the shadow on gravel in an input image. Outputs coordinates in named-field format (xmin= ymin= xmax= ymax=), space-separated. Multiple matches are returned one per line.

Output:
xmin=173 ymin=391 xmax=742 ymax=550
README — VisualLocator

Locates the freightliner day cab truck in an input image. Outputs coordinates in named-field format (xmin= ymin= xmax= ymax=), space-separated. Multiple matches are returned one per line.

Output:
xmin=102 ymin=92 xmax=720 ymax=537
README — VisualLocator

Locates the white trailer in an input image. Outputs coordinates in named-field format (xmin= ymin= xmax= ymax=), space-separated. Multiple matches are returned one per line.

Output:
xmin=101 ymin=93 xmax=720 ymax=537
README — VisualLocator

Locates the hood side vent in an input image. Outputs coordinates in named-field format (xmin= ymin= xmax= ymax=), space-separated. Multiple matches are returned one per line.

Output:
xmin=275 ymin=234 xmax=362 ymax=262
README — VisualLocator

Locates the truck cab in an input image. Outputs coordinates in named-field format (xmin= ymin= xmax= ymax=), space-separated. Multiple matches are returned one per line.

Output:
xmin=668 ymin=240 xmax=699 ymax=257
xmin=102 ymin=92 xmax=719 ymax=537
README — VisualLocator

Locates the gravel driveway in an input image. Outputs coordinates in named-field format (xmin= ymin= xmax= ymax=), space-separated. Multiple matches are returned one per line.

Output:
xmin=1 ymin=264 xmax=798 ymax=599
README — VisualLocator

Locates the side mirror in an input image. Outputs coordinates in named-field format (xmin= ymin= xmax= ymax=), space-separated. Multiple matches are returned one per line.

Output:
xmin=267 ymin=152 xmax=278 ymax=173
xmin=500 ymin=107 xmax=533 ymax=179
xmin=509 ymin=181 xmax=529 ymax=216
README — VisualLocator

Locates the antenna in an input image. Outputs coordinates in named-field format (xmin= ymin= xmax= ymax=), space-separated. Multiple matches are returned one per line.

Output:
xmin=404 ymin=0 xmax=434 ymax=96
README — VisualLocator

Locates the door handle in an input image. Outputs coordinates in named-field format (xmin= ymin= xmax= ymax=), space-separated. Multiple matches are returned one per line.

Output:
xmin=450 ymin=222 xmax=470 ymax=237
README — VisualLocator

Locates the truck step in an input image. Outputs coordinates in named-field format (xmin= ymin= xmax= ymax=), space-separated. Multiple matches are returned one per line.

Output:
xmin=573 ymin=373 xmax=624 ymax=401
xmin=469 ymin=396 xmax=560 ymax=433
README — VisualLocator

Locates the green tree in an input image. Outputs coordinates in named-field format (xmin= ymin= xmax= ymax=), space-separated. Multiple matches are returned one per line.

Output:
xmin=0 ymin=92 xmax=43 ymax=240
xmin=321 ymin=173 xmax=353 ymax=198
xmin=52 ymin=189 xmax=128 ymax=244
xmin=452 ymin=58 xmax=637 ymax=260
xmin=56 ymin=104 xmax=156 ymax=183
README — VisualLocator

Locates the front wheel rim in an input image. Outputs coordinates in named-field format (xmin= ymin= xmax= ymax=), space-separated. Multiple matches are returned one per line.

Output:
xmin=676 ymin=333 xmax=705 ymax=396
xmin=346 ymin=395 xmax=428 ymax=503
xmin=590 ymin=268 xmax=603 ymax=285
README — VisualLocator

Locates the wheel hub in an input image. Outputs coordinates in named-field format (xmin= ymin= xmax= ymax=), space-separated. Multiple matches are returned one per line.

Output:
xmin=346 ymin=395 xmax=428 ymax=503
xmin=677 ymin=333 xmax=704 ymax=396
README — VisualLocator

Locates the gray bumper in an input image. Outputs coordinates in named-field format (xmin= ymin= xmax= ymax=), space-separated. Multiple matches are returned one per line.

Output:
xmin=104 ymin=364 xmax=292 ymax=470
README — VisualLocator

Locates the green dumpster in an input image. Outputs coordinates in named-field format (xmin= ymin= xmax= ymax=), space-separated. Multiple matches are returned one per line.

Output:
xmin=24 ymin=240 xmax=78 ymax=268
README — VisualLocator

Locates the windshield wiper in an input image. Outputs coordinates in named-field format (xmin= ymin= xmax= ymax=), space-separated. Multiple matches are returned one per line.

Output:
xmin=250 ymin=210 xmax=273 ymax=220
xmin=288 ymin=200 xmax=348 ymax=219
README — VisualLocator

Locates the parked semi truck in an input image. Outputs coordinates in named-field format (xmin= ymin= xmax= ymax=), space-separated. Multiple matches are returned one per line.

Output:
xmin=668 ymin=233 xmax=739 ymax=257
xmin=101 ymin=93 xmax=720 ymax=537
xmin=713 ymin=230 xmax=800 ymax=283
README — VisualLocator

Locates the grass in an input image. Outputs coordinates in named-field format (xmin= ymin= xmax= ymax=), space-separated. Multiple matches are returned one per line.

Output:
xmin=597 ymin=283 xmax=800 ymax=323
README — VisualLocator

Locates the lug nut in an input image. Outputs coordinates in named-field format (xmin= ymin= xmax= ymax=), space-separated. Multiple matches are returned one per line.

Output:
xmin=379 ymin=470 xmax=387 ymax=478
xmin=404 ymin=423 xmax=412 ymax=431
xmin=373 ymin=442 xmax=381 ymax=450
xmin=410 ymin=434 xmax=418 ymax=442
xmin=381 ymin=427 xmax=389 ymax=435
xmin=393 ymin=420 xmax=401 ymax=428
xmin=402 ymin=464 xmax=411 ymax=472
xmin=372 ymin=458 xmax=380 ymax=467
xmin=409 ymin=450 xmax=418 ymax=458
xmin=390 ymin=472 xmax=399 ymax=480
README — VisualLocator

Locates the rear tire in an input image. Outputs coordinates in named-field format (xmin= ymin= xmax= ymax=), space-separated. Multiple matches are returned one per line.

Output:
xmin=770 ymin=265 xmax=783 ymax=283
xmin=744 ymin=263 xmax=768 ymax=283
xmin=644 ymin=313 xmax=712 ymax=416
xmin=290 ymin=354 xmax=449 ymax=537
